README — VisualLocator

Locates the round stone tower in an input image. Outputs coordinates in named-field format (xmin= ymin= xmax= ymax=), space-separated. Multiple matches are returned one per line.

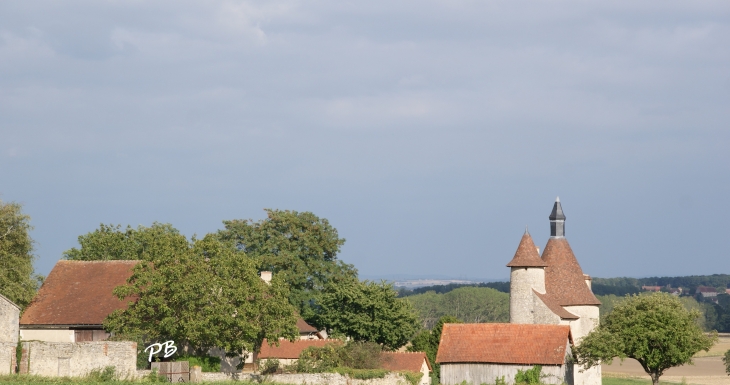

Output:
xmin=507 ymin=230 xmax=548 ymax=324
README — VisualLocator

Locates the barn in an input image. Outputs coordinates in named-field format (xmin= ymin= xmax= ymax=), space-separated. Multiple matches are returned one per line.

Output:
xmin=436 ymin=323 xmax=574 ymax=385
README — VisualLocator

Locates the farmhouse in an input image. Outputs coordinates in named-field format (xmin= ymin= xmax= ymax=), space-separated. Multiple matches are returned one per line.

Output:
xmin=20 ymin=260 xmax=139 ymax=342
xmin=436 ymin=323 xmax=573 ymax=385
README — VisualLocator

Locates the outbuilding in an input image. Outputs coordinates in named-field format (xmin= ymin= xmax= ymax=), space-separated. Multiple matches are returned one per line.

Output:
xmin=436 ymin=323 xmax=574 ymax=385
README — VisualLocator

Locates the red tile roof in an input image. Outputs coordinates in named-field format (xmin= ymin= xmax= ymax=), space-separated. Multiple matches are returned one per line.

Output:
xmin=436 ymin=323 xmax=572 ymax=365
xmin=506 ymin=232 xmax=548 ymax=268
xmin=533 ymin=290 xmax=578 ymax=320
xmin=20 ymin=260 xmax=139 ymax=326
xmin=297 ymin=318 xmax=318 ymax=333
xmin=541 ymin=238 xmax=600 ymax=306
xmin=259 ymin=339 xmax=342 ymax=359
xmin=381 ymin=352 xmax=431 ymax=372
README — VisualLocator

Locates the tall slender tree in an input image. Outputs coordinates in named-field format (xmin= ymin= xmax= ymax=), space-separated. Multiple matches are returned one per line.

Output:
xmin=0 ymin=199 xmax=42 ymax=309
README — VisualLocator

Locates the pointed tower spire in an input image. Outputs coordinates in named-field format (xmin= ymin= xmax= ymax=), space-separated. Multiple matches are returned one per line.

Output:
xmin=549 ymin=197 xmax=566 ymax=237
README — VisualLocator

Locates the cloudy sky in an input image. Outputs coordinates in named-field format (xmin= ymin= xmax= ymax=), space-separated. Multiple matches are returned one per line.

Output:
xmin=1 ymin=0 xmax=729 ymax=281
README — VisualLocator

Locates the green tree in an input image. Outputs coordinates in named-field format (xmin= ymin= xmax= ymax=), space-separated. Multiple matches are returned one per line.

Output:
xmin=724 ymin=349 xmax=730 ymax=375
xmin=405 ymin=287 xmax=509 ymax=329
xmin=311 ymin=278 xmax=419 ymax=350
xmin=575 ymin=293 xmax=717 ymax=385
xmin=408 ymin=316 xmax=462 ymax=380
xmin=216 ymin=209 xmax=357 ymax=312
xmin=104 ymin=234 xmax=298 ymax=358
xmin=64 ymin=223 xmax=186 ymax=261
xmin=0 ymin=200 xmax=42 ymax=308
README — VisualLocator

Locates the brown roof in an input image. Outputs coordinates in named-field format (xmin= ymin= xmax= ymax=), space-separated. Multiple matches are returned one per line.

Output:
xmin=436 ymin=323 xmax=572 ymax=365
xmin=296 ymin=318 xmax=318 ymax=333
xmin=506 ymin=232 xmax=548 ymax=267
xmin=533 ymin=290 xmax=578 ymax=320
xmin=20 ymin=260 xmax=139 ymax=326
xmin=541 ymin=238 xmax=600 ymax=306
xmin=381 ymin=352 xmax=431 ymax=372
xmin=259 ymin=339 xmax=341 ymax=359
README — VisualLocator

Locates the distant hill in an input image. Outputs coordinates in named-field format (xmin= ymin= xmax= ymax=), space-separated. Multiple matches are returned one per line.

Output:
xmin=396 ymin=274 xmax=730 ymax=297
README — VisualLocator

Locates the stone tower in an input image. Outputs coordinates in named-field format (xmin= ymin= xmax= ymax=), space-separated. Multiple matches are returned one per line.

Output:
xmin=507 ymin=198 xmax=602 ymax=385
xmin=507 ymin=230 xmax=547 ymax=324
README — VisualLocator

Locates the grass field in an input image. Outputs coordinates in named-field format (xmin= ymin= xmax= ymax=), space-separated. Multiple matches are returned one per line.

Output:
xmin=604 ymin=375 xmax=683 ymax=385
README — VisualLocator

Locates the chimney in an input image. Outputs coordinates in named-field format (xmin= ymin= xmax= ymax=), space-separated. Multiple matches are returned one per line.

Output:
xmin=260 ymin=271 xmax=272 ymax=285
xmin=583 ymin=274 xmax=592 ymax=289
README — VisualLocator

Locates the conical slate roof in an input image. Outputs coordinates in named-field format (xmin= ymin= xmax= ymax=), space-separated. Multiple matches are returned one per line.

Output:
xmin=541 ymin=238 xmax=601 ymax=306
xmin=507 ymin=231 xmax=548 ymax=267
xmin=549 ymin=197 xmax=566 ymax=221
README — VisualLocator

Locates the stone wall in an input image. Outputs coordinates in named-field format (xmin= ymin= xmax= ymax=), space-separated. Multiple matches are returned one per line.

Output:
xmin=20 ymin=341 xmax=136 ymax=378
xmin=256 ymin=372 xmax=410 ymax=385
xmin=0 ymin=295 xmax=19 ymax=344
xmin=0 ymin=342 xmax=15 ymax=375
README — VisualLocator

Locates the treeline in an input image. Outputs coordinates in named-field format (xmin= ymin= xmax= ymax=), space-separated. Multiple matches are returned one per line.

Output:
xmin=397 ymin=281 xmax=510 ymax=297
xmin=404 ymin=285 xmax=730 ymax=332
xmin=398 ymin=274 xmax=730 ymax=299
xmin=593 ymin=275 xmax=730 ymax=293
xmin=404 ymin=287 xmax=509 ymax=329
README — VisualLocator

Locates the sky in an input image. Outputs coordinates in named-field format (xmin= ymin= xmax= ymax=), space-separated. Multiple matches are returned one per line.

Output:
xmin=1 ymin=0 xmax=729 ymax=281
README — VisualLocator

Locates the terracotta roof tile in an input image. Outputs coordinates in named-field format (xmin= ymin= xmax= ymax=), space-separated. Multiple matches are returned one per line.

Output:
xmin=436 ymin=323 xmax=572 ymax=365
xmin=296 ymin=318 xmax=318 ymax=333
xmin=507 ymin=232 xmax=548 ymax=268
xmin=381 ymin=352 xmax=431 ymax=372
xmin=541 ymin=238 xmax=600 ymax=306
xmin=259 ymin=339 xmax=342 ymax=359
xmin=532 ymin=290 xmax=578 ymax=320
xmin=20 ymin=260 xmax=139 ymax=326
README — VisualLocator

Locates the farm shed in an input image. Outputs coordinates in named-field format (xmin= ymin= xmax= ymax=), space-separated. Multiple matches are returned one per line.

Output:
xmin=436 ymin=323 xmax=574 ymax=385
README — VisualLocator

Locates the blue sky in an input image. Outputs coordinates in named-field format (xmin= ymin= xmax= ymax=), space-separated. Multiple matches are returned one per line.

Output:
xmin=1 ymin=0 xmax=729 ymax=280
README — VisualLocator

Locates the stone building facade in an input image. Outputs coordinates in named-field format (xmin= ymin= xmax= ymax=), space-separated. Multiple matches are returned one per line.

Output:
xmin=506 ymin=198 xmax=601 ymax=385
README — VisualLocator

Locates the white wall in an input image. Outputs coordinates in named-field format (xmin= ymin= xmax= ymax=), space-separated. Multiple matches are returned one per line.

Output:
xmin=20 ymin=329 xmax=74 ymax=342
xmin=562 ymin=305 xmax=601 ymax=385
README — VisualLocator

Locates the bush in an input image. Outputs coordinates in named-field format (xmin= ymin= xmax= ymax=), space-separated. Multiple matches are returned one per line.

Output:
xmin=723 ymin=349 xmax=730 ymax=375
xmin=297 ymin=344 xmax=342 ymax=373
xmin=399 ymin=370 xmax=424 ymax=385
xmin=144 ymin=368 xmax=168 ymax=382
xmin=334 ymin=367 xmax=389 ymax=380
xmin=87 ymin=366 xmax=117 ymax=382
xmin=260 ymin=358 xmax=281 ymax=375
xmin=174 ymin=354 xmax=221 ymax=372
xmin=339 ymin=341 xmax=383 ymax=369
xmin=514 ymin=365 xmax=541 ymax=385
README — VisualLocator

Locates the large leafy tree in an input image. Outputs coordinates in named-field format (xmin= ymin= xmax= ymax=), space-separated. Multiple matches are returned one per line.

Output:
xmin=0 ymin=200 xmax=42 ymax=308
xmin=104 ymin=234 xmax=298 ymax=357
xmin=408 ymin=315 xmax=462 ymax=379
xmin=64 ymin=223 xmax=187 ymax=261
xmin=310 ymin=277 xmax=419 ymax=350
xmin=216 ymin=209 xmax=357 ymax=311
xmin=575 ymin=293 xmax=717 ymax=385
